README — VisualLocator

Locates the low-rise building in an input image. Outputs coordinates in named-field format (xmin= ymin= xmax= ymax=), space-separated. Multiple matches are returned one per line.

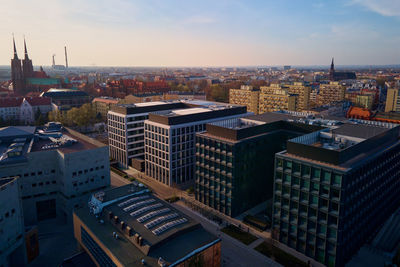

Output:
xmin=0 ymin=124 xmax=110 ymax=225
xmin=73 ymin=184 xmax=221 ymax=267
xmin=41 ymin=88 xmax=91 ymax=111
xmin=0 ymin=97 xmax=52 ymax=124
xmin=92 ymin=97 xmax=119 ymax=119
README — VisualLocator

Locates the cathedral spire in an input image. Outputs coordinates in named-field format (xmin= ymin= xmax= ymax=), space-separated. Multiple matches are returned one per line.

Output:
xmin=24 ymin=36 xmax=29 ymax=60
xmin=13 ymin=34 xmax=18 ymax=59
xmin=330 ymin=57 xmax=334 ymax=70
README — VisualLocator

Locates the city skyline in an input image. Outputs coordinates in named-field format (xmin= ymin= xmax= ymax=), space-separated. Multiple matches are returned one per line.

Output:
xmin=1 ymin=0 xmax=400 ymax=67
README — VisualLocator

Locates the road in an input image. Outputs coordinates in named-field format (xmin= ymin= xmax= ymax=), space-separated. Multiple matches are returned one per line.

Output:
xmin=173 ymin=201 xmax=281 ymax=267
xmin=110 ymin=171 xmax=130 ymax=187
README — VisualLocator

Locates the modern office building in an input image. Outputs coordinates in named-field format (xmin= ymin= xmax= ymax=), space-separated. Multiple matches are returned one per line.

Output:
xmin=258 ymin=84 xmax=297 ymax=113
xmin=108 ymin=101 xmax=185 ymax=169
xmin=272 ymin=120 xmax=400 ymax=267
xmin=74 ymin=184 xmax=221 ymax=267
xmin=195 ymin=114 xmax=321 ymax=217
xmin=318 ymin=82 xmax=346 ymax=106
xmin=229 ymin=85 xmax=260 ymax=114
xmin=0 ymin=176 xmax=26 ymax=267
xmin=144 ymin=101 xmax=248 ymax=187
xmin=0 ymin=124 xmax=110 ymax=225
xmin=385 ymin=88 xmax=400 ymax=112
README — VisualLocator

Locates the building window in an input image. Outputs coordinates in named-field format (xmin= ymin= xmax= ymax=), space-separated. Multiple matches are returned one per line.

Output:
xmin=312 ymin=168 xmax=321 ymax=179
xmin=332 ymin=174 xmax=342 ymax=186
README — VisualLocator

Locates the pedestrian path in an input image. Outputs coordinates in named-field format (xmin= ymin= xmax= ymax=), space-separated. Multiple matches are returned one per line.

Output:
xmin=249 ymin=238 xmax=264 ymax=249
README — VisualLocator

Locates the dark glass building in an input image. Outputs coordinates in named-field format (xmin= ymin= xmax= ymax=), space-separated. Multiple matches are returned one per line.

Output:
xmin=272 ymin=122 xmax=400 ymax=267
xmin=195 ymin=114 xmax=321 ymax=217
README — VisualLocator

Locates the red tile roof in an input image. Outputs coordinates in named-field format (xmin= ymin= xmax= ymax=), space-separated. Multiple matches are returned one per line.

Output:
xmin=92 ymin=97 xmax=119 ymax=104
xmin=0 ymin=97 xmax=23 ymax=107
xmin=0 ymin=97 xmax=51 ymax=107
xmin=25 ymin=97 xmax=52 ymax=106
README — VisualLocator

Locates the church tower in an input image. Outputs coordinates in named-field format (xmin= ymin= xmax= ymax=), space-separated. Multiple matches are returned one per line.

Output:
xmin=329 ymin=57 xmax=335 ymax=81
xmin=22 ymin=37 xmax=34 ymax=80
xmin=11 ymin=36 xmax=24 ymax=95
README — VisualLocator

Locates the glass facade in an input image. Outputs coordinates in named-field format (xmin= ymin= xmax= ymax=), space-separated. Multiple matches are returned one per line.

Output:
xmin=272 ymin=143 xmax=400 ymax=267
xmin=195 ymin=130 xmax=301 ymax=217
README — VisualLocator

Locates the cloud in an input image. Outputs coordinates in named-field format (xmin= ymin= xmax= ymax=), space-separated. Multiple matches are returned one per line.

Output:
xmin=351 ymin=0 xmax=400 ymax=17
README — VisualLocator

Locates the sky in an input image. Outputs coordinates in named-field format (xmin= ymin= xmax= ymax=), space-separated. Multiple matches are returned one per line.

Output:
xmin=0 ymin=0 xmax=399 ymax=67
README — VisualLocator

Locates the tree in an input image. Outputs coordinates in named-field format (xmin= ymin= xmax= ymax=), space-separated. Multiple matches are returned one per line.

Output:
xmin=208 ymin=84 xmax=229 ymax=103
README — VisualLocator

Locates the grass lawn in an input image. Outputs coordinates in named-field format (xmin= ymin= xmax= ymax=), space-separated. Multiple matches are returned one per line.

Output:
xmin=221 ymin=225 xmax=258 ymax=245
xmin=255 ymin=241 xmax=308 ymax=267
xmin=243 ymin=215 xmax=270 ymax=231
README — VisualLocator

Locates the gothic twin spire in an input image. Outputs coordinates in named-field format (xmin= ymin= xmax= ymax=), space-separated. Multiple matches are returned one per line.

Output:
xmin=12 ymin=34 xmax=30 ymax=60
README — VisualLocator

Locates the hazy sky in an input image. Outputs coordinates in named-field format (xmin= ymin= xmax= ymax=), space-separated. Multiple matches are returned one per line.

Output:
xmin=1 ymin=0 xmax=399 ymax=66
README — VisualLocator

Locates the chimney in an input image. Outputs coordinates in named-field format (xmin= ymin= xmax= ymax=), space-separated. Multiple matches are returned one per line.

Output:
xmin=64 ymin=46 xmax=68 ymax=68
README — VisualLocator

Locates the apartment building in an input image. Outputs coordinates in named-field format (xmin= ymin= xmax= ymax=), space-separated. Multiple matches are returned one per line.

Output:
xmin=0 ymin=124 xmax=110 ymax=225
xmin=286 ymin=82 xmax=311 ymax=111
xmin=259 ymin=85 xmax=297 ymax=113
xmin=144 ymin=101 xmax=248 ymax=187
xmin=318 ymin=82 xmax=346 ymax=106
xmin=74 ymin=184 xmax=220 ymax=267
xmin=229 ymin=85 xmax=260 ymax=114
xmin=92 ymin=97 xmax=119 ymax=119
xmin=272 ymin=121 xmax=400 ymax=267
xmin=385 ymin=88 xmax=400 ymax=112
xmin=108 ymin=101 xmax=184 ymax=169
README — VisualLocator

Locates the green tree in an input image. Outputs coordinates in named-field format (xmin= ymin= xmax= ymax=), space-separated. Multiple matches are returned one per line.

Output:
xmin=208 ymin=84 xmax=229 ymax=102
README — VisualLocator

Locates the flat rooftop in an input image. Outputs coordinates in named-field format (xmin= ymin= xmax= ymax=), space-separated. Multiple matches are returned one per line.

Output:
xmin=155 ymin=107 xmax=212 ymax=117
xmin=0 ymin=126 xmax=105 ymax=165
xmin=284 ymin=122 xmax=400 ymax=167
xmin=30 ymin=128 xmax=102 ymax=153
xmin=77 ymin=184 xmax=218 ymax=266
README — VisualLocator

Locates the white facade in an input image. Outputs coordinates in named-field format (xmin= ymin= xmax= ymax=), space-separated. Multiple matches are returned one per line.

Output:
xmin=108 ymin=111 xmax=147 ymax=168
xmin=0 ymin=98 xmax=52 ymax=124
xmin=144 ymin=112 xmax=250 ymax=186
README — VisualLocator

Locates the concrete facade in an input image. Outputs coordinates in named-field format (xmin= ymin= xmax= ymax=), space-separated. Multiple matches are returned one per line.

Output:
xmin=0 ymin=127 xmax=110 ymax=225
xmin=0 ymin=177 xmax=26 ymax=267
